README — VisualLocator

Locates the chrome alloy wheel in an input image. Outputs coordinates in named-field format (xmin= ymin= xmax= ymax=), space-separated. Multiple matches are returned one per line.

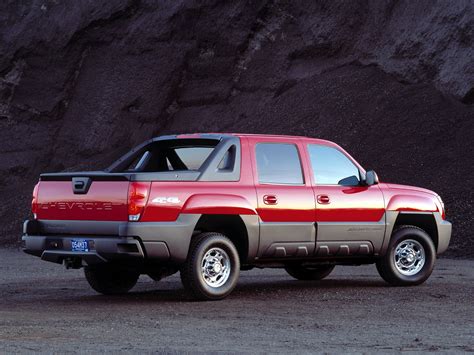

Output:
xmin=201 ymin=247 xmax=231 ymax=288
xmin=394 ymin=239 xmax=425 ymax=276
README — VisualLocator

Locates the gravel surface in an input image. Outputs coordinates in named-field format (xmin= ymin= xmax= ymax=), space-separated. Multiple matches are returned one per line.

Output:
xmin=0 ymin=249 xmax=473 ymax=353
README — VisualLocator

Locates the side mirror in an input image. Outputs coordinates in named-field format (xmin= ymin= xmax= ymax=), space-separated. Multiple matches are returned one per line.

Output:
xmin=365 ymin=170 xmax=379 ymax=186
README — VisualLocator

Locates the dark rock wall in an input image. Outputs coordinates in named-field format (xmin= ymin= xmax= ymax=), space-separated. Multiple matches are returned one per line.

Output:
xmin=0 ymin=0 xmax=473 ymax=256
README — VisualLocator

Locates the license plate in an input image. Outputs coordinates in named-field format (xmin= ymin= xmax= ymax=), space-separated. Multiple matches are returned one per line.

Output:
xmin=71 ymin=239 xmax=89 ymax=252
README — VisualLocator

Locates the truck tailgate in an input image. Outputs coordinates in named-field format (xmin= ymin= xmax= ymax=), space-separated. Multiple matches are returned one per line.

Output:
xmin=36 ymin=180 xmax=129 ymax=221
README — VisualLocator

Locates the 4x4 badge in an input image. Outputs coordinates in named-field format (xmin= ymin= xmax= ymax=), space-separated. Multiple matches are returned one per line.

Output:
xmin=151 ymin=197 xmax=181 ymax=204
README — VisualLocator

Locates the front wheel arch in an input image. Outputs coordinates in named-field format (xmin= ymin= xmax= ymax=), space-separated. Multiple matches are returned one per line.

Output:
xmin=393 ymin=213 xmax=439 ymax=251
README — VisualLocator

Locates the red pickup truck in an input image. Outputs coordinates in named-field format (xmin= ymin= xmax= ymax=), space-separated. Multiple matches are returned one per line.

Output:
xmin=22 ymin=133 xmax=451 ymax=300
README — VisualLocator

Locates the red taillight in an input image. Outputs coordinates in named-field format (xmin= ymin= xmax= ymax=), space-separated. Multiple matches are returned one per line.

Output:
xmin=127 ymin=182 xmax=151 ymax=221
xmin=31 ymin=182 xmax=39 ymax=218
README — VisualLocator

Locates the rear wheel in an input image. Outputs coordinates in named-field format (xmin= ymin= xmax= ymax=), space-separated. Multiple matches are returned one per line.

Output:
xmin=181 ymin=232 xmax=240 ymax=301
xmin=376 ymin=225 xmax=436 ymax=286
xmin=285 ymin=264 xmax=335 ymax=281
xmin=84 ymin=265 xmax=139 ymax=295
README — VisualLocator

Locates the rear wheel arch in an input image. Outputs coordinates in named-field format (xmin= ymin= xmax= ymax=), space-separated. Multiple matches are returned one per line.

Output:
xmin=192 ymin=214 xmax=250 ymax=263
xmin=181 ymin=232 xmax=241 ymax=300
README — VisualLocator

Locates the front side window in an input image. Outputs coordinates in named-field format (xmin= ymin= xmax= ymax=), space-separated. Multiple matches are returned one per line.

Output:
xmin=256 ymin=143 xmax=303 ymax=184
xmin=308 ymin=144 xmax=360 ymax=186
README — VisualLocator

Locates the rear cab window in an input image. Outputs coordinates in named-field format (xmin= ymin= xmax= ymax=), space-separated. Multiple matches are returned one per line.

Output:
xmin=171 ymin=147 xmax=214 ymax=170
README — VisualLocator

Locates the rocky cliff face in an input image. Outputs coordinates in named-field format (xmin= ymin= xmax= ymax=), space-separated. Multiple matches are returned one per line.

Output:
xmin=0 ymin=0 xmax=473 ymax=256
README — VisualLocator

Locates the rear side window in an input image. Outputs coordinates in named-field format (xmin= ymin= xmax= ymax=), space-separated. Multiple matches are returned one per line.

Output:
xmin=256 ymin=143 xmax=303 ymax=184
xmin=308 ymin=144 xmax=360 ymax=186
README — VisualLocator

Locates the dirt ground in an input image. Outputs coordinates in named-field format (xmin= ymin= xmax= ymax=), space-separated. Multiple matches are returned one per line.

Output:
xmin=0 ymin=249 xmax=472 ymax=353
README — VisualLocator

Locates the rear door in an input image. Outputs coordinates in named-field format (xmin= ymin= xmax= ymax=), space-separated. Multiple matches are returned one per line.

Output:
xmin=249 ymin=137 xmax=316 ymax=258
xmin=307 ymin=143 xmax=385 ymax=253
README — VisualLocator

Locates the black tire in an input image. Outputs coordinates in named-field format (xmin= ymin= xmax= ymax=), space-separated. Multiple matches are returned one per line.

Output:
xmin=376 ymin=225 xmax=436 ymax=286
xmin=84 ymin=265 xmax=139 ymax=295
xmin=285 ymin=264 xmax=335 ymax=281
xmin=180 ymin=232 xmax=240 ymax=301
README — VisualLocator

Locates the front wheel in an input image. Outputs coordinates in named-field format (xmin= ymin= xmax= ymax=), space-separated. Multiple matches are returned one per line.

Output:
xmin=285 ymin=264 xmax=335 ymax=281
xmin=180 ymin=232 xmax=240 ymax=300
xmin=376 ymin=225 xmax=436 ymax=286
xmin=84 ymin=265 xmax=139 ymax=295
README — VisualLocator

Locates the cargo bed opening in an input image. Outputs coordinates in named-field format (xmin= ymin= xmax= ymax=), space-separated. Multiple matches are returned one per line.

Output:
xmin=110 ymin=138 xmax=220 ymax=173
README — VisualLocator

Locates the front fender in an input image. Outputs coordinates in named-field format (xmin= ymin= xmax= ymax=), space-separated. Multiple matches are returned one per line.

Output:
xmin=181 ymin=194 xmax=257 ymax=215
xmin=386 ymin=194 xmax=438 ymax=213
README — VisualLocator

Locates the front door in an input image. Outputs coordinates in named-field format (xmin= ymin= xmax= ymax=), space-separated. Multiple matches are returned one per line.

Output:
xmin=306 ymin=143 xmax=386 ymax=254
xmin=249 ymin=138 xmax=316 ymax=258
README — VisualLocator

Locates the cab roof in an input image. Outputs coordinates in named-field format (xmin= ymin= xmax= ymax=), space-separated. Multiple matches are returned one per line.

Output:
xmin=174 ymin=132 xmax=334 ymax=145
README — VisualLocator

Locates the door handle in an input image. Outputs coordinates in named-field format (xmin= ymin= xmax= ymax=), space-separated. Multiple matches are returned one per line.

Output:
xmin=317 ymin=194 xmax=330 ymax=204
xmin=263 ymin=195 xmax=278 ymax=205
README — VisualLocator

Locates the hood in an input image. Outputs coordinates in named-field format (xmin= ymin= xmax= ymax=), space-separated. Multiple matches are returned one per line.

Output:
xmin=383 ymin=183 xmax=438 ymax=197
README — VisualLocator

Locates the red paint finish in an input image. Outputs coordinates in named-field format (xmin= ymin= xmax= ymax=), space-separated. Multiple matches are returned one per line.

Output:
xmin=182 ymin=194 xmax=257 ymax=215
xmin=33 ymin=133 xmax=444 ymax=227
xmin=36 ymin=181 xmax=129 ymax=221
xmin=140 ymin=182 xmax=258 ymax=222
xmin=381 ymin=183 xmax=441 ymax=214
xmin=313 ymin=185 xmax=385 ymax=222
xmin=254 ymin=184 xmax=316 ymax=222
xmin=140 ymin=138 xmax=257 ymax=222
xmin=247 ymin=136 xmax=316 ymax=223
xmin=386 ymin=195 xmax=437 ymax=212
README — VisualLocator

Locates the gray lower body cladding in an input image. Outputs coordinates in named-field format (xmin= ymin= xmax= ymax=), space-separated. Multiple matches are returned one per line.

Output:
xmin=21 ymin=212 xmax=452 ymax=267
xmin=23 ymin=235 xmax=146 ymax=265
xmin=435 ymin=214 xmax=452 ymax=254
xmin=22 ymin=215 xmax=201 ymax=265
xmin=382 ymin=211 xmax=452 ymax=255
